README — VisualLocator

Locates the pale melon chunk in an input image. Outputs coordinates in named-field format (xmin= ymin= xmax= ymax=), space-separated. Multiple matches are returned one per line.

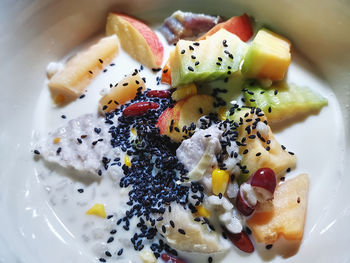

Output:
xmin=247 ymin=174 xmax=309 ymax=244
xmin=49 ymin=35 xmax=119 ymax=103
xmin=99 ymin=73 xmax=145 ymax=113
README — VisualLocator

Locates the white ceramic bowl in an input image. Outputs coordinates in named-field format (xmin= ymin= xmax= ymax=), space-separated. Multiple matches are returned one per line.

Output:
xmin=0 ymin=0 xmax=349 ymax=262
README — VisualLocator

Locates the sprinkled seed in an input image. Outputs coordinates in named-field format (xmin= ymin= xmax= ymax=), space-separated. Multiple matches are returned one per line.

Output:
xmin=216 ymin=62 xmax=221 ymax=66
xmin=99 ymin=258 xmax=106 ymax=262
xmin=77 ymin=188 xmax=84 ymax=193
xmin=288 ymin=151 xmax=295 ymax=155
xmin=280 ymin=176 xmax=285 ymax=181
xmin=243 ymin=149 xmax=249 ymax=154
xmin=79 ymin=94 xmax=85 ymax=99
xmin=274 ymin=90 xmax=278 ymax=95
xmin=189 ymin=45 xmax=194 ymax=50
xmin=208 ymin=256 xmax=213 ymax=263
xmin=193 ymin=42 xmax=200 ymax=46
xmin=102 ymin=105 xmax=108 ymax=111
xmin=34 ymin=150 xmax=40 ymax=155
xmin=122 ymin=82 xmax=128 ymax=86
xmin=281 ymin=145 xmax=286 ymax=150
xmin=88 ymin=70 xmax=93 ymax=74
xmin=195 ymin=61 xmax=200 ymax=66
xmin=61 ymin=115 xmax=66 ymax=119
xmin=286 ymin=167 xmax=291 ymax=173
xmin=265 ymin=146 xmax=271 ymax=151
xmin=268 ymin=107 xmax=272 ymax=113
xmin=107 ymin=237 xmax=114 ymax=243
xmin=178 ymin=229 xmax=186 ymax=235
xmin=170 ymin=220 xmax=175 ymax=228
xmin=99 ymin=58 xmax=103 ymax=64
xmin=256 ymin=152 xmax=261 ymax=156
xmin=191 ymin=55 xmax=196 ymax=59
xmin=181 ymin=49 xmax=185 ymax=54
xmin=117 ymin=248 xmax=123 ymax=256
xmin=222 ymin=40 xmax=228 ymax=47
xmin=103 ymin=69 xmax=107 ymax=73
xmin=188 ymin=66 xmax=194 ymax=72
xmin=56 ymin=147 xmax=62 ymax=155
xmin=266 ymin=244 xmax=273 ymax=250
xmin=199 ymin=108 xmax=203 ymax=114
xmin=77 ymin=138 xmax=82 ymax=144
xmin=218 ymin=57 xmax=222 ymax=61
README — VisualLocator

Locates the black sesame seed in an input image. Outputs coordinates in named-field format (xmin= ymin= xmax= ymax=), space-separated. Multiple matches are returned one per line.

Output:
xmin=181 ymin=49 xmax=185 ymax=54
xmin=256 ymin=152 xmax=261 ymax=156
xmin=88 ymin=70 xmax=93 ymax=74
xmin=268 ymin=107 xmax=272 ymax=113
xmin=195 ymin=61 xmax=200 ymax=66
xmin=188 ymin=66 xmax=194 ymax=72
xmin=56 ymin=147 xmax=62 ymax=155
xmin=286 ymin=167 xmax=291 ymax=173
xmin=99 ymin=258 xmax=106 ymax=262
xmin=77 ymin=188 xmax=84 ymax=193
xmin=61 ymin=115 xmax=66 ymax=119
xmin=105 ymin=251 xmax=112 ymax=257
xmin=117 ymin=248 xmax=124 ymax=256
xmin=274 ymin=90 xmax=278 ymax=95
xmin=178 ymin=229 xmax=186 ymax=235
xmin=280 ymin=176 xmax=285 ymax=181
xmin=107 ymin=237 xmax=114 ymax=243
xmin=208 ymin=256 xmax=213 ymax=263
xmin=266 ymin=146 xmax=270 ymax=151
xmin=288 ymin=151 xmax=295 ymax=155
xmin=191 ymin=55 xmax=196 ymax=59
xmin=34 ymin=150 xmax=40 ymax=155
xmin=170 ymin=220 xmax=175 ymax=228
xmin=266 ymin=244 xmax=273 ymax=250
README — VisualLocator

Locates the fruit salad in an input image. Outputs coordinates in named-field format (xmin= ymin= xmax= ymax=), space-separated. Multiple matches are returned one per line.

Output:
xmin=33 ymin=10 xmax=328 ymax=263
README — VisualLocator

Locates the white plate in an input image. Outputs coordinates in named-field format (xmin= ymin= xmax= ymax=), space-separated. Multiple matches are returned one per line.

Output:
xmin=0 ymin=0 xmax=350 ymax=262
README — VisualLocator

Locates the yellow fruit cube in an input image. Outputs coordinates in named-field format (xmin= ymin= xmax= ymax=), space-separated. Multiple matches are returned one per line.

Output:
xmin=124 ymin=154 xmax=132 ymax=167
xmin=171 ymin=83 xmax=197 ymax=101
xmin=86 ymin=203 xmax=106 ymax=218
xmin=196 ymin=205 xmax=211 ymax=218
xmin=247 ymin=174 xmax=309 ymax=244
xmin=211 ymin=169 xmax=230 ymax=195
xmin=242 ymin=28 xmax=291 ymax=81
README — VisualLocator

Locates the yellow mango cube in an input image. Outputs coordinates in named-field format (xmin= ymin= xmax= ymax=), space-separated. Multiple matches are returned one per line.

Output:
xmin=211 ymin=169 xmax=230 ymax=195
xmin=196 ymin=205 xmax=211 ymax=218
xmin=242 ymin=28 xmax=291 ymax=81
xmin=171 ymin=83 xmax=197 ymax=101
xmin=124 ymin=154 xmax=132 ymax=167
xmin=86 ymin=203 xmax=106 ymax=218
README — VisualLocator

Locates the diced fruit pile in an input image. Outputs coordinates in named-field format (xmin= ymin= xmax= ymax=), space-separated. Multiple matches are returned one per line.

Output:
xmin=45 ymin=9 xmax=325 ymax=260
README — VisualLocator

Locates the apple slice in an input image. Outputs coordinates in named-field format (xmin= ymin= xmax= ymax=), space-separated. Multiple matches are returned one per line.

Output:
xmin=49 ymin=35 xmax=119 ymax=103
xmin=106 ymin=12 xmax=163 ymax=69
xmin=247 ymin=174 xmax=309 ymax=244
xmin=99 ymin=72 xmax=145 ymax=113
xmin=156 ymin=95 xmax=214 ymax=142
xmin=198 ymin=14 xmax=253 ymax=42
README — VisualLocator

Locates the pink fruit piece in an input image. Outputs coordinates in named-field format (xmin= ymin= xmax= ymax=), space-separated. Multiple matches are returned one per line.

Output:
xmin=236 ymin=186 xmax=256 ymax=216
xmin=250 ymin=168 xmax=277 ymax=202
xmin=146 ymin=90 xmax=170 ymax=98
xmin=123 ymin=102 xmax=159 ymax=117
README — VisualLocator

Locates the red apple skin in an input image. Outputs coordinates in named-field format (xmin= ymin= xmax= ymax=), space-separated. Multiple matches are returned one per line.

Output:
xmin=197 ymin=14 xmax=253 ymax=42
xmin=250 ymin=168 xmax=277 ymax=199
xmin=156 ymin=107 xmax=174 ymax=134
xmin=236 ymin=188 xmax=255 ymax=216
xmin=111 ymin=12 xmax=164 ymax=67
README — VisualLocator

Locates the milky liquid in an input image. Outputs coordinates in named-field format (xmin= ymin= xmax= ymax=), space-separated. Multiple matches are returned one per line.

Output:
xmin=30 ymin=29 xmax=344 ymax=263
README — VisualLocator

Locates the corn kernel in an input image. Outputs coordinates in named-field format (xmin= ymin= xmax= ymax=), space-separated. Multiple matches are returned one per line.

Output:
xmin=171 ymin=83 xmax=197 ymax=101
xmin=212 ymin=169 xmax=230 ymax=195
xmin=130 ymin=127 xmax=137 ymax=136
xmin=86 ymin=203 xmax=106 ymax=218
xmin=196 ymin=205 xmax=211 ymax=218
xmin=217 ymin=107 xmax=227 ymax=121
xmin=53 ymin=137 xmax=61 ymax=144
xmin=124 ymin=154 xmax=131 ymax=167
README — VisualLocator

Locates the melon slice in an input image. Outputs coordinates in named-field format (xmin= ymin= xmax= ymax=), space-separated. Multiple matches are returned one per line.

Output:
xmin=247 ymin=174 xmax=309 ymax=244
xmin=48 ymin=35 xmax=119 ymax=103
